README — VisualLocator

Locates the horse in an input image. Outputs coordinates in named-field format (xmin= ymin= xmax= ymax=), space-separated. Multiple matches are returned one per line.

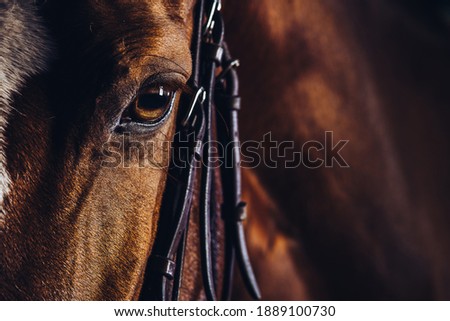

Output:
xmin=1 ymin=0 xmax=450 ymax=300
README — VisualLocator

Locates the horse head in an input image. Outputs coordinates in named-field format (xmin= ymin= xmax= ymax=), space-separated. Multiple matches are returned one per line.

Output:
xmin=0 ymin=0 xmax=201 ymax=300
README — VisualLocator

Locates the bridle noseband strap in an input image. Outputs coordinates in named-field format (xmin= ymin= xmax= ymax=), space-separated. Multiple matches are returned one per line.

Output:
xmin=139 ymin=0 xmax=260 ymax=301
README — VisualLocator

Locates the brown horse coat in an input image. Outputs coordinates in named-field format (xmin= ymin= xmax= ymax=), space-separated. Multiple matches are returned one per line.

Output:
xmin=1 ymin=0 xmax=450 ymax=300
xmin=226 ymin=0 xmax=450 ymax=299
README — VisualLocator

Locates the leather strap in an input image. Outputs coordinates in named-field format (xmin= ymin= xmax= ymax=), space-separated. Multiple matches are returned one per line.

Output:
xmin=139 ymin=0 xmax=260 ymax=301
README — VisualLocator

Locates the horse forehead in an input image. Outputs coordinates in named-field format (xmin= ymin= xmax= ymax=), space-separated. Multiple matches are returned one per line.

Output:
xmin=84 ymin=0 xmax=196 ymax=57
xmin=56 ymin=0 xmax=197 ymax=78
xmin=88 ymin=0 xmax=196 ymax=23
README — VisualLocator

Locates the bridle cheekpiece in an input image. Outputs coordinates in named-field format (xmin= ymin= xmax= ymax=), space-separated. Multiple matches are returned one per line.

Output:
xmin=139 ymin=0 xmax=260 ymax=301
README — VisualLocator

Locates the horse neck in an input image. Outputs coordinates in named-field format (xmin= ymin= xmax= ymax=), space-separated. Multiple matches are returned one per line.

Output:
xmin=224 ymin=0 xmax=450 ymax=299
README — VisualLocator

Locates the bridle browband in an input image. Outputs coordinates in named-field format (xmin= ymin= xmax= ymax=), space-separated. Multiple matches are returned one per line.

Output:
xmin=139 ymin=0 xmax=260 ymax=301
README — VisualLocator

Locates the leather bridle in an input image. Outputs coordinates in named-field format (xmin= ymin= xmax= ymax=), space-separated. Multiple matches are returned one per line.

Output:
xmin=139 ymin=0 xmax=260 ymax=301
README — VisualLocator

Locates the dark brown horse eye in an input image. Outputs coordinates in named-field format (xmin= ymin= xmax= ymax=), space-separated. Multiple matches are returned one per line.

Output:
xmin=129 ymin=85 xmax=175 ymax=124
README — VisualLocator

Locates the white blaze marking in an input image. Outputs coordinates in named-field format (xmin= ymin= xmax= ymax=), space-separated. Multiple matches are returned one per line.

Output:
xmin=0 ymin=2 xmax=52 ymax=223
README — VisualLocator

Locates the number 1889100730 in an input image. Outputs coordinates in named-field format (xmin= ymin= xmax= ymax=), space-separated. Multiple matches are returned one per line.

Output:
xmin=256 ymin=306 xmax=336 ymax=317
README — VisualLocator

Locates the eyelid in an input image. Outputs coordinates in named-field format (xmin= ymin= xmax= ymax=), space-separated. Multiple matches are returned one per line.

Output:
xmin=139 ymin=86 xmax=173 ymax=96
xmin=140 ymin=73 xmax=191 ymax=95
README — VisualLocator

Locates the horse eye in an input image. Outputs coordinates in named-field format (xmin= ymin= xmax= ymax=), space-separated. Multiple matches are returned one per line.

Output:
xmin=129 ymin=85 xmax=175 ymax=124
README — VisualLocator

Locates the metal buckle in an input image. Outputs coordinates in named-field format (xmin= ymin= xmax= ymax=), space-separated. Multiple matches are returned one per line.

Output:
xmin=203 ymin=0 xmax=222 ymax=36
xmin=181 ymin=87 xmax=206 ymax=128
xmin=217 ymin=59 xmax=240 ymax=81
